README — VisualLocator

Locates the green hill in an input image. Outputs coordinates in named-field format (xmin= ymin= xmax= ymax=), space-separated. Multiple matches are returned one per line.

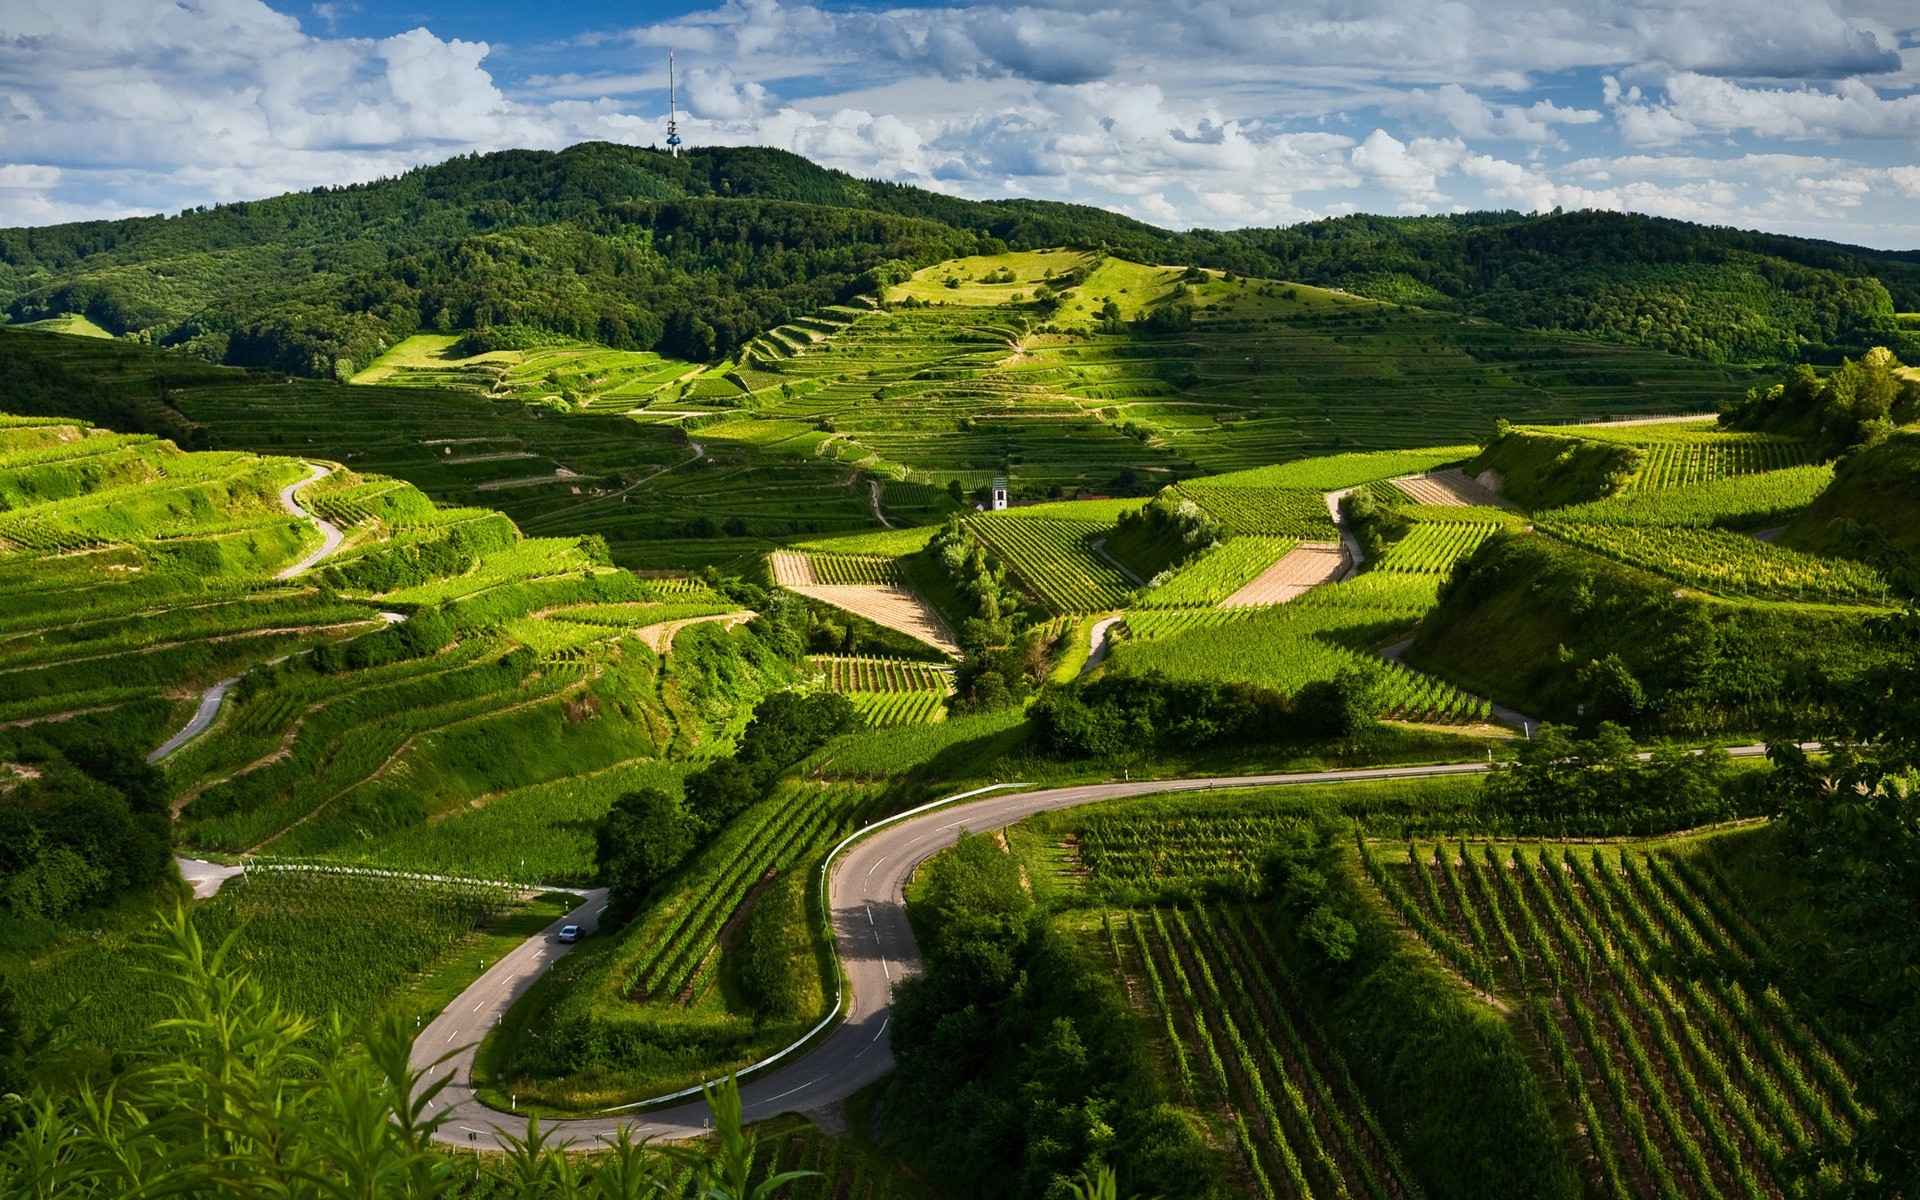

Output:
xmin=3 ymin=143 xmax=1916 ymax=381
xmin=1780 ymin=428 xmax=1920 ymax=576
xmin=1407 ymin=531 xmax=1892 ymax=733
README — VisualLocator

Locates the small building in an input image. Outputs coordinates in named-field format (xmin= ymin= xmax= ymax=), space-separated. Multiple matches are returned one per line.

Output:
xmin=990 ymin=476 xmax=1009 ymax=511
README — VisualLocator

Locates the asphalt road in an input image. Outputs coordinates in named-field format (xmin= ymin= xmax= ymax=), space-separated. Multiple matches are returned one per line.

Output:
xmin=276 ymin=463 xmax=344 ymax=579
xmin=147 ymin=675 xmax=243 ymax=764
xmin=414 ymin=752 xmax=1797 ymax=1148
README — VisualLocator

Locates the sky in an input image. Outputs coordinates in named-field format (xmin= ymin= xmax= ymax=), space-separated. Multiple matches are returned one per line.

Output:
xmin=2 ymin=1 xmax=1919 ymax=247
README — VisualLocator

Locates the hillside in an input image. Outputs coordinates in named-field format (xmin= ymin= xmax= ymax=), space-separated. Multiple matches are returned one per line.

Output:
xmin=1780 ymin=429 xmax=1920 ymax=577
xmin=2 ymin=143 xmax=1917 ymax=379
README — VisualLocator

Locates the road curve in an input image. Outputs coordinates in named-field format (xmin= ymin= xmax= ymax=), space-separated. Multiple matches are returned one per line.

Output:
xmin=410 ymin=745 xmax=1775 ymax=1148
xmin=276 ymin=463 xmax=344 ymax=579
xmin=148 ymin=676 xmax=243 ymax=764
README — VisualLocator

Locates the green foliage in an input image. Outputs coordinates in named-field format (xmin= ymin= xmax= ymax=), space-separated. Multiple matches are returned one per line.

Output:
xmin=1107 ymin=491 xmax=1220 ymax=580
xmin=1724 ymin=347 xmax=1920 ymax=456
xmin=1220 ymin=209 xmax=1914 ymax=362
xmin=596 ymin=788 xmax=697 ymax=920
xmin=730 ymin=864 xmax=819 ymax=1023
xmin=1537 ymin=520 xmax=1893 ymax=604
xmin=0 ymin=715 xmax=170 ymax=922
xmin=1412 ymin=531 xmax=1892 ymax=734
xmin=1550 ymin=464 xmax=1833 ymax=529
xmin=1293 ymin=842 xmax=1581 ymax=1200
xmin=1466 ymin=428 xmax=1640 ymax=510
xmin=1031 ymin=669 xmax=1381 ymax=760
xmin=1781 ymin=428 xmax=1920 ymax=590
xmin=1483 ymin=722 xmax=1741 ymax=833
xmin=1764 ymin=612 xmax=1920 ymax=1197
xmin=888 ymin=834 xmax=1224 ymax=1200
xmin=0 ymin=906 xmax=788 ymax=1198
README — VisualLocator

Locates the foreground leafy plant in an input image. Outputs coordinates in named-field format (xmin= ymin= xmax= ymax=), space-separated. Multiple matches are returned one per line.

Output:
xmin=0 ymin=908 xmax=798 ymax=1199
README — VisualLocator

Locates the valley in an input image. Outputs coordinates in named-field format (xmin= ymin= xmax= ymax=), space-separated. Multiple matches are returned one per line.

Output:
xmin=1 ymin=148 xmax=1916 ymax=1200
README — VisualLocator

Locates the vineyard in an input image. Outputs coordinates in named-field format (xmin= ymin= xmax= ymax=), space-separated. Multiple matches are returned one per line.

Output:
xmin=496 ymin=780 xmax=913 ymax=1107
xmin=1537 ymin=521 xmax=1893 ymax=604
xmin=1138 ymin=537 xmax=1298 ymax=607
xmin=1103 ymin=905 xmax=1422 ymax=1200
xmin=811 ymin=654 xmax=952 ymax=728
xmin=1627 ymin=436 xmax=1814 ymax=490
xmin=621 ymin=782 xmax=890 ymax=1005
xmin=801 ymin=554 xmax=903 ymax=585
xmin=1374 ymin=523 xmax=1501 ymax=575
xmin=1545 ymin=466 xmax=1833 ymax=529
xmin=1174 ymin=484 xmax=1339 ymax=539
xmin=1529 ymin=423 xmax=1816 ymax=492
xmin=967 ymin=512 xmax=1136 ymax=612
xmin=6 ymin=867 xmax=524 ymax=1054
xmin=1367 ymin=839 xmax=1866 ymax=1200
xmin=1117 ymin=575 xmax=1493 ymax=724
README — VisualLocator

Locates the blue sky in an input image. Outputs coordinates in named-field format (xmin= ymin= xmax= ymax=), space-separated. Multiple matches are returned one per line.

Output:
xmin=2 ymin=1 xmax=1918 ymax=247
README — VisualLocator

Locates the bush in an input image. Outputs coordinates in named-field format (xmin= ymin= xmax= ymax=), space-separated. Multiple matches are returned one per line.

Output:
xmin=731 ymin=866 xmax=817 ymax=1022
xmin=887 ymin=834 xmax=1225 ymax=1200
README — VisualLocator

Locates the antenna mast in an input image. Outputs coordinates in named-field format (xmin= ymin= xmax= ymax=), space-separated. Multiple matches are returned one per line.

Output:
xmin=666 ymin=49 xmax=682 ymax=158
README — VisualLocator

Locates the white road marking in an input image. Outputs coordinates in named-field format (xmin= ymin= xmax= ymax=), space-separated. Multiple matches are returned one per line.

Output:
xmin=761 ymin=1074 xmax=829 ymax=1103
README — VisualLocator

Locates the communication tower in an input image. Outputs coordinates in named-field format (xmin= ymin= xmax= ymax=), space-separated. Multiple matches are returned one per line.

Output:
xmin=666 ymin=49 xmax=682 ymax=157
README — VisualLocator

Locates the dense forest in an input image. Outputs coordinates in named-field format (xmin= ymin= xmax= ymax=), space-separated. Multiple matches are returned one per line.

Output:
xmin=3 ymin=143 xmax=1916 ymax=376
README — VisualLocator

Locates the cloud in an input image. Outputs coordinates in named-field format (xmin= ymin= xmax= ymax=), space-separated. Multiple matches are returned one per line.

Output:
xmin=1407 ymin=84 xmax=1602 ymax=142
xmin=1350 ymin=130 xmax=1465 ymax=207
xmin=0 ymin=0 xmax=1915 ymax=247
xmin=685 ymin=65 xmax=779 ymax=121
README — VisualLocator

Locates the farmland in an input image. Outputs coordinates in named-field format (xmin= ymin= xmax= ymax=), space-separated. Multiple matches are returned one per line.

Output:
xmin=1371 ymin=838 xmax=1863 ymax=1200
xmin=3 ymin=202 xmax=1915 ymax=1200
xmin=968 ymin=511 xmax=1138 ymax=612
xmin=1536 ymin=521 xmax=1894 ymax=604
xmin=490 ymin=780 xmax=911 ymax=1108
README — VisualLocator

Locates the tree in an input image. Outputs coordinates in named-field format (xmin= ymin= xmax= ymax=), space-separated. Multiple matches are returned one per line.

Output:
xmin=595 ymin=788 xmax=695 ymax=919
xmin=684 ymin=758 xmax=760 ymax=835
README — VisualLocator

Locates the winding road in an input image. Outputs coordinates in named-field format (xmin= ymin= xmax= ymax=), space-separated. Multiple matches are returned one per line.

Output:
xmin=276 ymin=463 xmax=344 ymax=579
xmin=404 ymin=747 xmax=1778 ymax=1148
xmin=147 ymin=462 xmax=349 ymax=763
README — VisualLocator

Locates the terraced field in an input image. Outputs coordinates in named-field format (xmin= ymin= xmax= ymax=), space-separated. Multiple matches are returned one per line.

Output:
xmin=0 ymin=411 xmax=775 ymax=865
xmin=811 ymin=654 xmax=952 ymax=728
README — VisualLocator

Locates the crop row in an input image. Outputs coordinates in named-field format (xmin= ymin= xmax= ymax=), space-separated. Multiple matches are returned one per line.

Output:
xmin=1548 ymin=465 xmax=1833 ymax=529
xmin=967 ymin=514 xmax=1134 ymax=613
xmin=810 ymin=655 xmax=951 ymax=693
xmin=1374 ymin=522 xmax=1499 ymax=575
xmin=1628 ymin=437 xmax=1813 ymax=491
xmin=1174 ymin=484 xmax=1339 ymax=539
xmin=1113 ymin=905 xmax=1417 ymax=1200
xmin=804 ymin=554 xmax=902 ymax=585
xmin=1137 ymin=536 xmax=1298 ymax=607
xmin=626 ymin=783 xmax=889 ymax=1004
xmin=1375 ymin=841 xmax=1862 ymax=1200
xmin=848 ymin=690 xmax=947 ymax=728
xmin=1539 ymin=521 xmax=1891 ymax=604
xmin=1119 ymin=599 xmax=1491 ymax=723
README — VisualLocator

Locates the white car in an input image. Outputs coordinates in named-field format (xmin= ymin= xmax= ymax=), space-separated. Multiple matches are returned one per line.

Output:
xmin=557 ymin=924 xmax=581 ymax=944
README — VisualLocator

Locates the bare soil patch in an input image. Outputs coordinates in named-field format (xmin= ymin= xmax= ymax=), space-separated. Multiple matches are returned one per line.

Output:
xmin=1390 ymin=467 xmax=1516 ymax=509
xmin=1220 ymin=542 xmax=1348 ymax=607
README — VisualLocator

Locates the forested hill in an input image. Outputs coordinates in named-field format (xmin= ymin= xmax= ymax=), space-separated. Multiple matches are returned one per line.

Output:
xmin=2 ymin=140 xmax=1915 ymax=377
